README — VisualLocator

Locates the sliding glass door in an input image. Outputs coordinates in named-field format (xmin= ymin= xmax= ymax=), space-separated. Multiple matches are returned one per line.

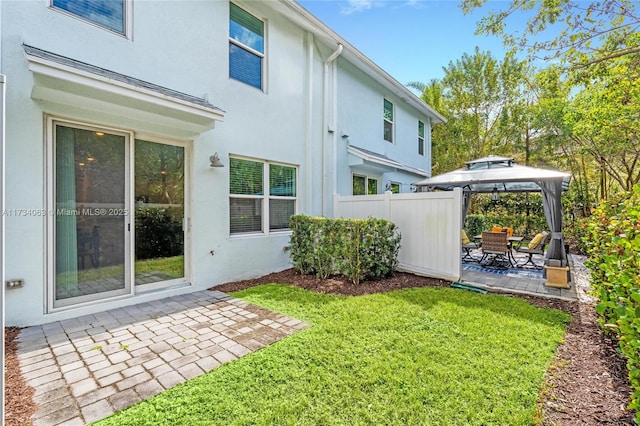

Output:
xmin=53 ymin=124 xmax=130 ymax=307
xmin=51 ymin=120 xmax=188 ymax=309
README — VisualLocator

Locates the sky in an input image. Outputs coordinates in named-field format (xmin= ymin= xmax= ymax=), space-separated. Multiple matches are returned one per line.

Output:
xmin=296 ymin=0 xmax=516 ymax=90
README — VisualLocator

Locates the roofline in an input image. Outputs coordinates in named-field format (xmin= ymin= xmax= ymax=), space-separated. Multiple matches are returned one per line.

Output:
xmin=277 ymin=1 xmax=447 ymax=124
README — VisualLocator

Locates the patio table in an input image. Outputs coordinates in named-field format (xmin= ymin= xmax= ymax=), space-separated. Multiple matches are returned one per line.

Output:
xmin=473 ymin=234 xmax=524 ymax=267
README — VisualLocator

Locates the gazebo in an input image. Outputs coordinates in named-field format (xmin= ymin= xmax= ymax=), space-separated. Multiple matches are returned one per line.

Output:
xmin=413 ymin=155 xmax=572 ymax=272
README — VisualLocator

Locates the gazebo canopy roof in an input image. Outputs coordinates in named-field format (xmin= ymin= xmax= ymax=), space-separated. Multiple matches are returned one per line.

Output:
xmin=414 ymin=155 xmax=571 ymax=193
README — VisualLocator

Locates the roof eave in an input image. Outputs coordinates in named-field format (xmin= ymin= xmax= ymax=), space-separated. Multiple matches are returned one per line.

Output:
xmin=278 ymin=1 xmax=447 ymax=124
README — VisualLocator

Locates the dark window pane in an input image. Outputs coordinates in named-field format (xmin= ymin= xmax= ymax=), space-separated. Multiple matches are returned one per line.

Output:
xmin=368 ymin=178 xmax=378 ymax=195
xmin=230 ymin=158 xmax=263 ymax=195
xmin=418 ymin=137 xmax=425 ymax=156
xmin=53 ymin=0 xmax=125 ymax=34
xmin=269 ymin=199 xmax=295 ymax=230
xmin=230 ymin=43 xmax=262 ymax=89
xmin=353 ymin=175 xmax=365 ymax=195
xmin=384 ymin=121 xmax=393 ymax=142
xmin=230 ymin=198 xmax=262 ymax=234
xmin=390 ymin=183 xmax=400 ymax=194
xmin=270 ymin=165 xmax=296 ymax=197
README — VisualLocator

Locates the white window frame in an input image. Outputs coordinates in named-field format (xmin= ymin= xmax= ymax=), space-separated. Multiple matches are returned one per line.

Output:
xmin=352 ymin=174 xmax=379 ymax=195
xmin=229 ymin=156 xmax=298 ymax=237
xmin=418 ymin=120 xmax=425 ymax=156
xmin=50 ymin=0 xmax=133 ymax=38
xmin=383 ymin=98 xmax=394 ymax=143
xmin=229 ymin=2 xmax=266 ymax=91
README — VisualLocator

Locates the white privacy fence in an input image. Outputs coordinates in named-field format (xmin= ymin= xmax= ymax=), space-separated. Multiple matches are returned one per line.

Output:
xmin=334 ymin=188 xmax=462 ymax=281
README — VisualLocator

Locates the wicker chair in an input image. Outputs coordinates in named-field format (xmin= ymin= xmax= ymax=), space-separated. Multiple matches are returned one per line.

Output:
xmin=515 ymin=231 xmax=550 ymax=269
xmin=480 ymin=231 xmax=511 ymax=268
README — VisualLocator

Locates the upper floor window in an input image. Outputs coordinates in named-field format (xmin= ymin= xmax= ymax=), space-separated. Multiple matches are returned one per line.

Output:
xmin=383 ymin=99 xmax=394 ymax=143
xmin=229 ymin=3 xmax=265 ymax=90
xmin=230 ymin=157 xmax=297 ymax=234
xmin=51 ymin=0 xmax=128 ymax=36
xmin=418 ymin=120 xmax=425 ymax=156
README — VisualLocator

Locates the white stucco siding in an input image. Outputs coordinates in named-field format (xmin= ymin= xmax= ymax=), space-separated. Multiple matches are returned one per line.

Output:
xmin=335 ymin=59 xmax=432 ymax=195
xmin=1 ymin=0 xmax=327 ymax=325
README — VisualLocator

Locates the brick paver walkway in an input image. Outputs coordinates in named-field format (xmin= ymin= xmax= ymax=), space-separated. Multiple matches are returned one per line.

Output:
xmin=16 ymin=290 xmax=308 ymax=425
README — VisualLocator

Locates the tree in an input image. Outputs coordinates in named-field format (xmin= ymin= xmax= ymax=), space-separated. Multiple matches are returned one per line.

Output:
xmin=441 ymin=48 xmax=528 ymax=162
xmin=462 ymin=0 xmax=640 ymax=71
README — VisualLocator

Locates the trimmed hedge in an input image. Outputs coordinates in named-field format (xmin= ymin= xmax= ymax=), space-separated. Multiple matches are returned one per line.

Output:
xmin=288 ymin=215 xmax=401 ymax=285
xmin=583 ymin=185 xmax=640 ymax=422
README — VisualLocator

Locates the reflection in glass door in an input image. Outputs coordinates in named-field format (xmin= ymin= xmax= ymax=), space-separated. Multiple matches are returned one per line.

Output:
xmin=54 ymin=124 xmax=130 ymax=306
xmin=134 ymin=140 xmax=185 ymax=288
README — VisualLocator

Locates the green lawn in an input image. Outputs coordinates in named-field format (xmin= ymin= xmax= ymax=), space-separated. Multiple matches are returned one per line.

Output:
xmin=96 ymin=285 xmax=570 ymax=426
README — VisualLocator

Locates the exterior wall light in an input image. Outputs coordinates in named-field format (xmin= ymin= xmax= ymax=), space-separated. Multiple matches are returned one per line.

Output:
xmin=210 ymin=152 xmax=224 ymax=168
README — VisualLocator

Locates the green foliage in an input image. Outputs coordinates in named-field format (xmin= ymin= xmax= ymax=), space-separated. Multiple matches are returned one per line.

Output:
xmin=97 ymin=285 xmax=569 ymax=426
xmin=462 ymin=0 xmax=640 ymax=71
xmin=466 ymin=193 xmax=548 ymax=239
xmin=288 ymin=215 xmax=400 ymax=285
xmin=465 ymin=214 xmax=486 ymax=238
xmin=135 ymin=207 xmax=183 ymax=260
xmin=583 ymin=185 xmax=640 ymax=420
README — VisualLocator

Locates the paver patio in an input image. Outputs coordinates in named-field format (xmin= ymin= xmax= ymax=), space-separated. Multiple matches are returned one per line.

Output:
xmin=15 ymin=290 xmax=308 ymax=426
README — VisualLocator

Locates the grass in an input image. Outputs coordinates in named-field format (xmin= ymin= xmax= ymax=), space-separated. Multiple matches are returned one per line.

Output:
xmin=95 ymin=285 xmax=570 ymax=426
xmin=57 ymin=256 xmax=184 ymax=284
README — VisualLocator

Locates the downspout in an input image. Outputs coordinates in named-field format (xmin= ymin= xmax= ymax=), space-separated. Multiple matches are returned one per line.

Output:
xmin=322 ymin=43 xmax=342 ymax=217
xmin=0 ymin=73 xmax=6 ymax=405
xmin=331 ymin=57 xmax=339 ymax=214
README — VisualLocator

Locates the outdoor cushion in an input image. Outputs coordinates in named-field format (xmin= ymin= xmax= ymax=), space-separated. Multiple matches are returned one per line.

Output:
xmin=461 ymin=230 xmax=471 ymax=244
xmin=528 ymin=233 xmax=544 ymax=249
xmin=491 ymin=225 xmax=503 ymax=233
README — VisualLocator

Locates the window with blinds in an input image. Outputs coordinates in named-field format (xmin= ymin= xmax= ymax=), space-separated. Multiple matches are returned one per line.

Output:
xmin=51 ymin=0 xmax=127 ymax=35
xmin=230 ymin=158 xmax=297 ymax=234
xmin=229 ymin=3 xmax=264 ymax=89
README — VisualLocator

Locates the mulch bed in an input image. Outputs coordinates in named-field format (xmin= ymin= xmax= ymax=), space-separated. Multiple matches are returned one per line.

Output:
xmin=4 ymin=268 xmax=636 ymax=425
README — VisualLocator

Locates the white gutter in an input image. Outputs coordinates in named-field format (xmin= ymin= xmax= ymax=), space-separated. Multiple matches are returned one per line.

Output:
xmin=322 ymin=43 xmax=342 ymax=217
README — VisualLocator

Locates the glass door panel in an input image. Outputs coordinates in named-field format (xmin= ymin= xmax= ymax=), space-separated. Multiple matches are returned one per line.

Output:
xmin=134 ymin=140 xmax=185 ymax=287
xmin=54 ymin=125 xmax=129 ymax=305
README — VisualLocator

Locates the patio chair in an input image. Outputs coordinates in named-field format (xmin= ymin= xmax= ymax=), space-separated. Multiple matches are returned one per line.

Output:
xmin=515 ymin=231 xmax=550 ymax=269
xmin=479 ymin=231 xmax=511 ymax=268
xmin=461 ymin=229 xmax=479 ymax=262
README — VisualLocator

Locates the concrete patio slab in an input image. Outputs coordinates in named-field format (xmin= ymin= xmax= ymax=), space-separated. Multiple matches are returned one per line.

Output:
xmin=15 ymin=290 xmax=308 ymax=426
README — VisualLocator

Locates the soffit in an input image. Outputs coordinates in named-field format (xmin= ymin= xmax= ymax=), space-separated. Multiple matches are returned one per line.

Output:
xmin=23 ymin=45 xmax=225 ymax=139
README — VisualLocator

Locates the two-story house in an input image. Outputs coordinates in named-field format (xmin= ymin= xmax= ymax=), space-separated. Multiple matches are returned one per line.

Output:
xmin=0 ymin=0 xmax=444 ymax=326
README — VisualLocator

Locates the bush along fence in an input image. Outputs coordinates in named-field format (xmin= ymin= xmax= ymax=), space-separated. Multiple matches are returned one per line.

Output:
xmin=288 ymin=215 xmax=401 ymax=285
xmin=583 ymin=185 xmax=640 ymax=422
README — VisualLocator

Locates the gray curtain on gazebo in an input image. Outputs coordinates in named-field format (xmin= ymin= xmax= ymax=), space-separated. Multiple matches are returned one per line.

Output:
xmin=462 ymin=189 xmax=472 ymax=229
xmin=538 ymin=179 xmax=568 ymax=267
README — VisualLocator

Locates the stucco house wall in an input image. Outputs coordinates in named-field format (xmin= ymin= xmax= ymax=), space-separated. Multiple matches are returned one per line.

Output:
xmin=1 ymin=0 xmax=443 ymax=326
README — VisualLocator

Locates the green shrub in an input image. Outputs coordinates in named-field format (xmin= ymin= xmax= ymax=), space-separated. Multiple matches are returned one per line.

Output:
xmin=289 ymin=215 xmax=401 ymax=285
xmin=583 ymin=185 xmax=640 ymax=422
xmin=135 ymin=207 xmax=183 ymax=260
xmin=465 ymin=214 xmax=486 ymax=238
